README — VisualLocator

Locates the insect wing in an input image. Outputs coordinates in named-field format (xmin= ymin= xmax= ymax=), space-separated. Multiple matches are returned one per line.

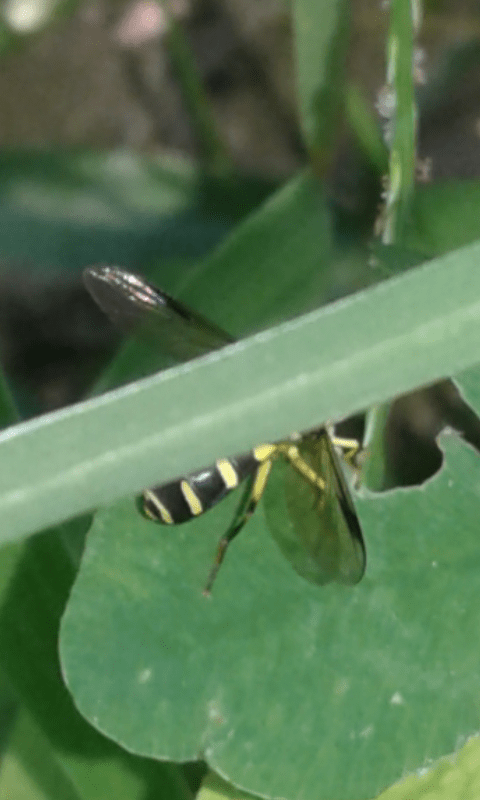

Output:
xmin=319 ymin=432 xmax=365 ymax=584
xmin=266 ymin=431 xmax=365 ymax=586
xmin=83 ymin=265 xmax=234 ymax=362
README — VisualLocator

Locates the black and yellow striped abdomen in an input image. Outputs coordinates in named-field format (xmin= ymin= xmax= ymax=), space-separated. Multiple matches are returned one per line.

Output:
xmin=142 ymin=452 xmax=261 ymax=525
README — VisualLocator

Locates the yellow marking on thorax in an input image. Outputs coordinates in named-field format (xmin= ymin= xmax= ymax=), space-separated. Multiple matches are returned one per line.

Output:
xmin=216 ymin=458 xmax=239 ymax=489
xmin=181 ymin=480 xmax=203 ymax=516
xmin=252 ymin=443 xmax=276 ymax=462
xmin=143 ymin=490 xmax=174 ymax=524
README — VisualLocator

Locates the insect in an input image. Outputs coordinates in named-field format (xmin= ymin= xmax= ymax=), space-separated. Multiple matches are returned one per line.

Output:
xmin=84 ymin=265 xmax=366 ymax=594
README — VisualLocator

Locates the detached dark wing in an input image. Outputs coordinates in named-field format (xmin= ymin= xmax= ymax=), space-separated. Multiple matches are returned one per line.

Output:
xmin=83 ymin=266 xmax=234 ymax=362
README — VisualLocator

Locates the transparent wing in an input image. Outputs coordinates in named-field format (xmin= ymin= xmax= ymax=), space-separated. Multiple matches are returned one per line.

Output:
xmin=267 ymin=431 xmax=365 ymax=586
xmin=83 ymin=265 xmax=234 ymax=362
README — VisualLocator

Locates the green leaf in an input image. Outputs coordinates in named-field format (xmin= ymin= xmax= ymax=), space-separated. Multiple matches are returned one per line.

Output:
xmin=198 ymin=771 xmax=258 ymax=800
xmin=166 ymin=14 xmax=231 ymax=175
xmin=345 ymin=84 xmax=388 ymax=174
xmin=0 ymin=524 xmax=194 ymax=800
xmin=408 ymin=181 xmax=480 ymax=256
xmin=0 ymin=709 xmax=89 ymax=800
xmin=60 ymin=424 xmax=480 ymax=799
xmin=376 ymin=734 xmax=480 ymax=800
xmin=182 ymin=173 xmax=335 ymax=335
xmin=0 ymin=149 xmax=271 ymax=270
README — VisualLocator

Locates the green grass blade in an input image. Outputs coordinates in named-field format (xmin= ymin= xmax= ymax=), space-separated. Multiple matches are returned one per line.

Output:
xmin=382 ymin=0 xmax=417 ymax=243
xmin=1 ymin=241 xmax=480 ymax=543
xmin=294 ymin=0 xmax=350 ymax=168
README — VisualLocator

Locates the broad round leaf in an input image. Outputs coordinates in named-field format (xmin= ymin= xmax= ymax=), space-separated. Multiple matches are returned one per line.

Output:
xmin=61 ymin=427 xmax=480 ymax=800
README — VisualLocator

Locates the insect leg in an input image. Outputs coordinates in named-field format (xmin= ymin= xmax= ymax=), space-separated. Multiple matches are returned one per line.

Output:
xmin=330 ymin=436 xmax=361 ymax=466
xmin=330 ymin=435 xmax=364 ymax=491
xmin=276 ymin=443 xmax=327 ymax=493
xmin=203 ymin=459 xmax=272 ymax=595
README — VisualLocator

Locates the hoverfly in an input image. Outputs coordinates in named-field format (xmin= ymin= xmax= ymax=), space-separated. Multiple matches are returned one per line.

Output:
xmin=84 ymin=266 xmax=366 ymax=594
